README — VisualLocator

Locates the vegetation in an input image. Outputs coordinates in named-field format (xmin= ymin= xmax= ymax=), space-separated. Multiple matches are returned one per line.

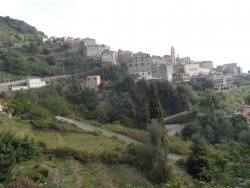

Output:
xmin=149 ymin=82 xmax=164 ymax=126
xmin=0 ymin=131 xmax=42 ymax=182
xmin=1 ymin=16 xmax=250 ymax=187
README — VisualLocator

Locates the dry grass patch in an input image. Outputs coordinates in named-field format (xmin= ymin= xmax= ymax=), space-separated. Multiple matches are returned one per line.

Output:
xmin=35 ymin=132 xmax=126 ymax=153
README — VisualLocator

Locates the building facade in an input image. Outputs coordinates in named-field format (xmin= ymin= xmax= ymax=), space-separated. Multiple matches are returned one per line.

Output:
xmin=83 ymin=75 xmax=101 ymax=91
xmin=172 ymin=73 xmax=190 ymax=82
xmin=199 ymin=61 xmax=213 ymax=71
xmin=184 ymin=63 xmax=199 ymax=76
xmin=101 ymin=50 xmax=118 ymax=65
xmin=127 ymin=52 xmax=152 ymax=80
xmin=27 ymin=77 xmax=46 ymax=88
xmin=208 ymin=75 xmax=235 ymax=91
xmin=118 ymin=49 xmax=133 ymax=63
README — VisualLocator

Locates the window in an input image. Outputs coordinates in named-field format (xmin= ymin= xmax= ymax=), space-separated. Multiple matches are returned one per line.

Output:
xmin=135 ymin=64 xmax=137 ymax=66
xmin=130 ymin=64 xmax=132 ymax=67
xmin=141 ymin=63 xmax=144 ymax=65
xmin=88 ymin=78 xmax=90 ymax=81
xmin=148 ymin=72 xmax=150 ymax=75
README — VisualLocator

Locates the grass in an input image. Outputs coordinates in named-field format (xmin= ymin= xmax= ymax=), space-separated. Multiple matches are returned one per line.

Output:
xmin=0 ymin=113 xmax=32 ymax=136
xmin=100 ymin=123 xmax=149 ymax=143
xmin=35 ymin=132 xmax=126 ymax=154
xmin=11 ymin=158 xmax=153 ymax=188
xmin=167 ymin=136 xmax=192 ymax=155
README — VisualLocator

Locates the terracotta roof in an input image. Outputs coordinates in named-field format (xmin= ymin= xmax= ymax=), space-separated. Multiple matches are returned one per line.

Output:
xmin=241 ymin=112 xmax=250 ymax=117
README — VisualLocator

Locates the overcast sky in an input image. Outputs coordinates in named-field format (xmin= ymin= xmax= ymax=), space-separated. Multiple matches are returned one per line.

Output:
xmin=1 ymin=0 xmax=250 ymax=72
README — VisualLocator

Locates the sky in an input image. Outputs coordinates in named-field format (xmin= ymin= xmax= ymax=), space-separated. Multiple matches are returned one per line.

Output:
xmin=1 ymin=0 xmax=250 ymax=72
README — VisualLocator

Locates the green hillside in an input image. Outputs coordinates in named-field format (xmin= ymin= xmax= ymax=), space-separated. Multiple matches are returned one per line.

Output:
xmin=0 ymin=16 xmax=46 ymax=46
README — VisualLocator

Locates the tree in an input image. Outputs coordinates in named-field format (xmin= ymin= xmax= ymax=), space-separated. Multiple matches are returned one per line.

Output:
xmin=136 ymin=119 xmax=169 ymax=184
xmin=3 ymin=51 xmax=29 ymax=75
xmin=46 ymin=55 xmax=56 ymax=66
xmin=149 ymin=82 xmax=164 ymax=126
xmin=42 ymin=47 xmax=50 ymax=55
xmin=182 ymin=122 xmax=202 ymax=140
xmin=215 ymin=119 xmax=234 ymax=142
xmin=29 ymin=42 xmax=39 ymax=53
xmin=244 ymin=95 xmax=250 ymax=105
xmin=186 ymin=134 xmax=210 ymax=181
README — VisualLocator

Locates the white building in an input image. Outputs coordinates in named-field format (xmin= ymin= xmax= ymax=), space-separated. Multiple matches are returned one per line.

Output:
xmin=199 ymin=67 xmax=211 ymax=75
xmin=27 ymin=77 xmax=46 ymax=88
xmin=184 ymin=63 xmax=199 ymax=76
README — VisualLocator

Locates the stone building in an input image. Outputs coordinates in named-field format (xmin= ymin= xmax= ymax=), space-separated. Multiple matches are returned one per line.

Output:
xmin=82 ymin=38 xmax=97 ymax=46
xmin=101 ymin=50 xmax=118 ymax=65
xmin=199 ymin=61 xmax=213 ymax=71
xmin=172 ymin=73 xmax=190 ymax=82
xmin=173 ymin=64 xmax=184 ymax=74
xmin=118 ymin=49 xmax=133 ymax=63
xmin=83 ymin=44 xmax=110 ymax=58
xmin=127 ymin=52 xmax=152 ymax=80
xmin=68 ymin=39 xmax=83 ymax=53
xmin=171 ymin=46 xmax=176 ymax=65
xmin=208 ymin=75 xmax=236 ymax=91
xmin=151 ymin=63 xmax=172 ymax=81
xmin=216 ymin=63 xmax=242 ymax=75
xmin=81 ymin=75 xmax=101 ymax=91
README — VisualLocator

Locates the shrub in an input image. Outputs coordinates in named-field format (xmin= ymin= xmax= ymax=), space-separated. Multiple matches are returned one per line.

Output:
xmin=28 ymin=173 xmax=45 ymax=183
xmin=127 ymin=142 xmax=143 ymax=155
xmin=90 ymin=130 xmax=103 ymax=136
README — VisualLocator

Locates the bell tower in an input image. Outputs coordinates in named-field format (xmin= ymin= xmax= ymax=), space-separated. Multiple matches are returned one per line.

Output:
xmin=171 ymin=46 xmax=176 ymax=65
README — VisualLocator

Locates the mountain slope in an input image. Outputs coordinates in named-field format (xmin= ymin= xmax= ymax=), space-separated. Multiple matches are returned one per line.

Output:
xmin=0 ymin=16 xmax=46 ymax=46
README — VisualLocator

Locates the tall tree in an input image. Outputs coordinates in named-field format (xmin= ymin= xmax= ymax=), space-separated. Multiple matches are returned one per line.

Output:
xmin=149 ymin=82 xmax=164 ymax=126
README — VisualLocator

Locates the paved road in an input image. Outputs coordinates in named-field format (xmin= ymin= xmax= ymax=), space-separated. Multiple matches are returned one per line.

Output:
xmin=0 ymin=75 xmax=71 ymax=91
xmin=55 ymin=116 xmax=184 ymax=161
xmin=165 ymin=124 xmax=186 ymax=136
xmin=164 ymin=111 xmax=189 ymax=121
xmin=55 ymin=116 xmax=136 ymax=144
xmin=167 ymin=153 xmax=183 ymax=161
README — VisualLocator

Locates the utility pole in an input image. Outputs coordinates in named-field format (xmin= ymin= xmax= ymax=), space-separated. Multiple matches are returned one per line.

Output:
xmin=63 ymin=64 xmax=65 ymax=77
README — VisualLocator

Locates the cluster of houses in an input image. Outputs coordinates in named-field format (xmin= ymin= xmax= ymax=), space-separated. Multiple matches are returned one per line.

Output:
xmin=42 ymin=36 xmax=245 ymax=92
xmin=59 ymin=36 xmax=244 ymax=92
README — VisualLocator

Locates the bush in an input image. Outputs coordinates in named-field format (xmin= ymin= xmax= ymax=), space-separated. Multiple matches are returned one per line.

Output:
xmin=28 ymin=173 xmax=45 ymax=183
xmin=35 ymin=165 xmax=49 ymax=177
xmin=127 ymin=142 xmax=143 ymax=155
xmin=90 ymin=130 xmax=103 ymax=136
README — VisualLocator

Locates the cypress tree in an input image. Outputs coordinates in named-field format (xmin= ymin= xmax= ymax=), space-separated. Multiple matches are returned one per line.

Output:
xmin=149 ymin=82 xmax=164 ymax=126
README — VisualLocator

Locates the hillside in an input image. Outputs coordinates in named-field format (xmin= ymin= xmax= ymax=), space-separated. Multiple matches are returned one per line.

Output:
xmin=1 ymin=17 xmax=250 ymax=187
xmin=0 ymin=16 xmax=46 ymax=46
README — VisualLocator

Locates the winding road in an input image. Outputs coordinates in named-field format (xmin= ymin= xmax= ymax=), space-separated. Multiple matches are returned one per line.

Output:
xmin=55 ymin=116 xmax=136 ymax=144
xmin=55 ymin=116 xmax=183 ymax=161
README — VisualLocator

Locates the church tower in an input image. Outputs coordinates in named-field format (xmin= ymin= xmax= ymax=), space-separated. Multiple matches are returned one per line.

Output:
xmin=171 ymin=46 xmax=176 ymax=65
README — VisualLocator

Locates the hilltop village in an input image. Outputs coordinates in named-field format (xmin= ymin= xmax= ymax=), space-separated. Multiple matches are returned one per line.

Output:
xmin=43 ymin=36 xmax=245 ymax=92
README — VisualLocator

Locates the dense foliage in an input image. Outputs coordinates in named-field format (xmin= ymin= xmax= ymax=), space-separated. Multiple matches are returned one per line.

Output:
xmin=0 ymin=131 xmax=42 ymax=182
